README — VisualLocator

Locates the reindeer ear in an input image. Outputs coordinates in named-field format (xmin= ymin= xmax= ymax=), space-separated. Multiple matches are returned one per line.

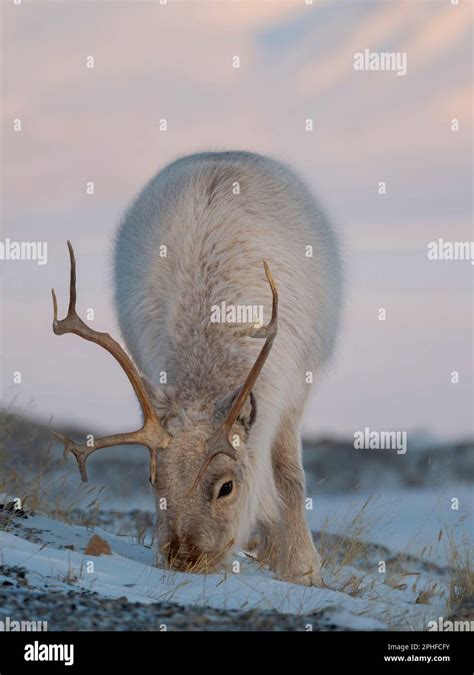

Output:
xmin=214 ymin=388 xmax=257 ymax=434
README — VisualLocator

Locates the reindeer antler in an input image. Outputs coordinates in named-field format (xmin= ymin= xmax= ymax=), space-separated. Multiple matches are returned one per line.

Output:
xmin=189 ymin=261 xmax=278 ymax=492
xmin=51 ymin=241 xmax=171 ymax=483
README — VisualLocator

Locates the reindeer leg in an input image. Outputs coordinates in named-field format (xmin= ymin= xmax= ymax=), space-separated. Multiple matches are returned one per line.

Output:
xmin=258 ymin=415 xmax=323 ymax=587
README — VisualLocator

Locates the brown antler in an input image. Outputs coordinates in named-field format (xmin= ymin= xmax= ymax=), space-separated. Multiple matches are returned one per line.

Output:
xmin=189 ymin=260 xmax=278 ymax=492
xmin=51 ymin=241 xmax=171 ymax=483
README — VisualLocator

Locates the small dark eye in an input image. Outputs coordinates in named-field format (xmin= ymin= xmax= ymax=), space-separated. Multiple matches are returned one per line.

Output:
xmin=217 ymin=481 xmax=233 ymax=498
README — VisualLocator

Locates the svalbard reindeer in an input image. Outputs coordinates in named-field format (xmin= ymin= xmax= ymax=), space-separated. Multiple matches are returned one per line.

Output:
xmin=52 ymin=151 xmax=342 ymax=586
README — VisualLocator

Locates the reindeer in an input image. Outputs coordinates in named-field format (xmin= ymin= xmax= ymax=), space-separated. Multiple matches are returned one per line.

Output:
xmin=51 ymin=151 xmax=342 ymax=586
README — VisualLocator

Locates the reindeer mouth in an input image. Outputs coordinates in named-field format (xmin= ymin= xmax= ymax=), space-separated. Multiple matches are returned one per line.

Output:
xmin=162 ymin=539 xmax=234 ymax=574
xmin=166 ymin=551 xmax=222 ymax=574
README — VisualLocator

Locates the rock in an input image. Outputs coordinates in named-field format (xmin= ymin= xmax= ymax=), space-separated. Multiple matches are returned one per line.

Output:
xmin=84 ymin=534 xmax=112 ymax=556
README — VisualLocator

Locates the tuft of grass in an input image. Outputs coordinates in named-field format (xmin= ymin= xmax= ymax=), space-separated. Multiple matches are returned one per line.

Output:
xmin=0 ymin=409 xmax=103 ymax=526
xmin=317 ymin=495 xmax=383 ymax=574
xmin=445 ymin=530 xmax=473 ymax=612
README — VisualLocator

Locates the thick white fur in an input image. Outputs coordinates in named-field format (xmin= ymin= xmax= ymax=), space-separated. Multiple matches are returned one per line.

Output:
xmin=114 ymin=151 xmax=342 ymax=565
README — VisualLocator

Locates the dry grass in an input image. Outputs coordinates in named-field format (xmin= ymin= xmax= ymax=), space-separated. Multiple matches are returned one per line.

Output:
xmin=313 ymin=495 xmax=384 ymax=598
xmin=318 ymin=495 xmax=383 ymax=571
xmin=0 ymin=409 xmax=102 ymax=526
xmin=445 ymin=529 xmax=473 ymax=612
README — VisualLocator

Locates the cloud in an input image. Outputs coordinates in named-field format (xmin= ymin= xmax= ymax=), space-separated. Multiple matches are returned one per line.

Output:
xmin=401 ymin=3 xmax=471 ymax=69
xmin=296 ymin=2 xmax=426 ymax=96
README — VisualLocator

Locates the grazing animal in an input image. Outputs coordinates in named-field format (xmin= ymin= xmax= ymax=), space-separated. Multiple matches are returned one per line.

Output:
xmin=52 ymin=151 xmax=342 ymax=586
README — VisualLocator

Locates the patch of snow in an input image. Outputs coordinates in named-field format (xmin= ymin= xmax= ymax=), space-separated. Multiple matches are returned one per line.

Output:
xmin=0 ymin=506 xmax=459 ymax=630
xmin=307 ymin=486 xmax=472 ymax=566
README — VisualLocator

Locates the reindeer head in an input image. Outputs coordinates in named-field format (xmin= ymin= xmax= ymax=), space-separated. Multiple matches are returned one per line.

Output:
xmin=150 ymin=398 xmax=255 ymax=573
xmin=51 ymin=242 xmax=277 ymax=574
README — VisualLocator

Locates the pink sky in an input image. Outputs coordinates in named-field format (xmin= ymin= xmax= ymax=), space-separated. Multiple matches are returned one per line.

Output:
xmin=1 ymin=0 xmax=472 ymax=440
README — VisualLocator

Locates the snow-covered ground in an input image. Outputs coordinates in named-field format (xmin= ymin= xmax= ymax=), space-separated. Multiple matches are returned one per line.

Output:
xmin=1 ymin=486 xmax=468 ymax=631
xmin=98 ymin=484 xmax=472 ymax=566
xmin=308 ymin=485 xmax=473 ymax=566
xmin=1 ymin=414 xmax=471 ymax=631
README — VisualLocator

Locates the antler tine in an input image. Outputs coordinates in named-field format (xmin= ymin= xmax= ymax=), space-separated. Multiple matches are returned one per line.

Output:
xmin=51 ymin=241 xmax=76 ymax=325
xmin=67 ymin=240 xmax=77 ymax=315
xmin=53 ymin=431 xmax=96 ymax=483
xmin=53 ymin=430 xmax=158 ymax=483
xmin=51 ymin=242 xmax=171 ymax=483
xmin=221 ymin=260 xmax=278 ymax=441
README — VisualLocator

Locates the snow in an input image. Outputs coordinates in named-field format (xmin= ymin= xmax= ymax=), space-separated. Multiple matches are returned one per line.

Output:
xmin=307 ymin=485 xmax=473 ymax=566
xmin=0 ymin=524 xmax=383 ymax=627
xmin=1 ymin=487 xmax=467 ymax=630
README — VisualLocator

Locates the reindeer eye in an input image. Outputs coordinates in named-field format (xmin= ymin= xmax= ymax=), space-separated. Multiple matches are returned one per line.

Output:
xmin=217 ymin=481 xmax=233 ymax=498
